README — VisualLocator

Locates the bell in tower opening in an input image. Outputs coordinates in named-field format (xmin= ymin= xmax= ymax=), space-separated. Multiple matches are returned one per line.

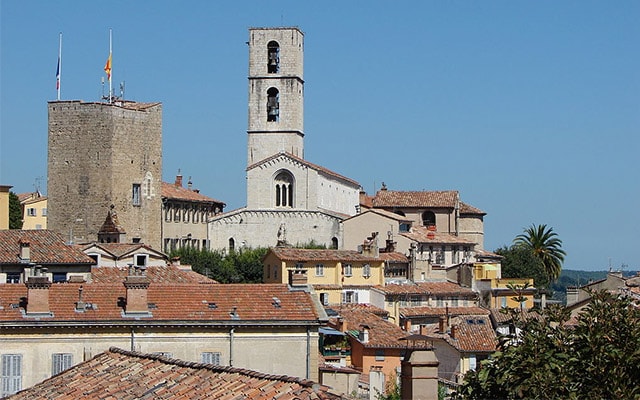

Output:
xmin=267 ymin=41 xmax=280 ymax=73
xmin=267 ymin=87 xmax=279 ymax=122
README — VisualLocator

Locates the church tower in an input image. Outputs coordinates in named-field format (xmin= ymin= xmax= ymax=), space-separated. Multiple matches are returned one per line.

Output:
xmin=247 ymin=27 xmax=304 ymax=166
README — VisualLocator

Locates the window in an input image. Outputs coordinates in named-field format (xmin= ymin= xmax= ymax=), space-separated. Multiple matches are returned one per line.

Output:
xmin=320 ymin=293 xmax=329 ymax=306
xmin=27 ymin=208 xmax=36 ymax=216
xmin=501 ymin=297 xmax=507 ymax=308
xmin=267 ymin=41 xmax=280 ymax=73
xmin=274 ymin=171 xmax=294 ymax=207
xmin=399 ymin=223 xmax=410 ymax=232
xmin=135 ymin=255 xmax=147 ymax=268
xmin=422 ymin=211 xmax=436 ymax=227
xmin=1 ymin=354 xmax=22 ymax=396
xmin=267 ymin=87 xmax=279 ymax=122
xmin=343 ymin=264 xmax=352 ymax=277
xmin=41 ymin=208 xmax=47 ymax=216
xmin=143 ymin=172 xmax=153 ymax=199
xmin=469 ymin=354 xmax=477 ymax=371
xmin=315 ymin=264 xmax=324 ymax=276
xmin=52 ymin=272 xmax=67 ymax=283
xmin=52 ymin=353 xmax=73 ymax=376
xmin=132 ymin=184 xmax=141 ymax=206
xmin=152 ymin=352 xmax=172 ymax=358
xmin=362 ymin=264 xmax=371 ymax=278
xmin=6 ymin=273 xmax=20 ymax=284
xmin=201 ymin=352 xmax=221 ymax=365
xmin=228 ymin=238 xmax=235 ymax=253
xmin=295 ymin=262 xmax=304 ymax=270
xmin=375 ymin=349 xmax=385 ymax=361
xmin=342 ymin=291 xmax=358 ymax=304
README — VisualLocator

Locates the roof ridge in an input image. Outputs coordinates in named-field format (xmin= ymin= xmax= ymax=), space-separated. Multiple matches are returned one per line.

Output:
xmin=107 ymin=347 xmax=318 ymax=386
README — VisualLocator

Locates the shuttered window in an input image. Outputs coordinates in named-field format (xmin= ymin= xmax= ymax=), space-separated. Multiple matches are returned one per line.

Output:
xmin=1 ymin=354 xmax=22 ymax=396
xmin=52 ymin=353 xmax=73 ymax=376
xmin=201 ymin=352 xmax=221 ymax=365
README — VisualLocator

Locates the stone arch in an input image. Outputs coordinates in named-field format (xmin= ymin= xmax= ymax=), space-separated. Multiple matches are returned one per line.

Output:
xmin=274 ymin=170 xmax=295 ymax=208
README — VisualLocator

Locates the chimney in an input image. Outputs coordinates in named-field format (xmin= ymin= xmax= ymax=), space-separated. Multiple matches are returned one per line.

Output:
xmin=19 ymin=240 xmax=30 ymax=263
xmin=123 ymin=266 xmax=150 ymax=315
xmin=450 ymin=324 xmax=458 ymax=339
xmin=439 ymin=316 xmax=447 ymax=334
xmin=359 ymin=325 xmax=370 ymax=343
xmin=288 ymin=269 xmax=308 ymax=286
xmin=174 ymin=172 xmax=183 ymax=188
xmin=187 ymin=176 xmax=193 ymax=190
xmin=337 ymin=317 xmax=347 ymax=333
xmin=25 ymin=273 xmax=51 ymax=315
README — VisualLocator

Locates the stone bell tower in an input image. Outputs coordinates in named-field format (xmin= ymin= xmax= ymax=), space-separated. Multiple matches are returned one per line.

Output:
xmin=247 ymin=27 xmax=304 ymax=166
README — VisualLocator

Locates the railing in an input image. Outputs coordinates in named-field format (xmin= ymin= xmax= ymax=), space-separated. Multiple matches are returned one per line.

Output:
xmin=322 ymin=348 xmax=351 ymax=357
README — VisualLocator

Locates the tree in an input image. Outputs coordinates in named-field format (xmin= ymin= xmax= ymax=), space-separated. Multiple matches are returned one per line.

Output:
xmin=451 ymin=290 xmax=640 ymax=400
xmin=169 ymin=246 xmax=268 ymax=283
xmin=496 ymin=244 xmax=549 ymax=288
xmin=514 ymin=224 xmax=565 ymax=283
xmin=9 ymin=191 xmax=23 ymax=229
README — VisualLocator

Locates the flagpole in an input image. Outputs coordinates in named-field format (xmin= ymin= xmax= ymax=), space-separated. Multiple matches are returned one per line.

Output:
xmin=108 ymin=28 xmax=112 ymax=103
xmin=57 ymin=32 xmax=62 ymax=100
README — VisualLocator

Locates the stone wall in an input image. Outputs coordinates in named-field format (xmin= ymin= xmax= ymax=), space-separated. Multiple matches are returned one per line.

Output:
xmin=47 ymin=101 xmax=162 ymax=249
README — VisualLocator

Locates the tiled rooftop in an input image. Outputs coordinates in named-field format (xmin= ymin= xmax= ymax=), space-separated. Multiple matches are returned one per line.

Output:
xmin=399 ymin=226 xmax=476 ymax=245
xmin=269 ymin=247 xmax=384 ymax=262
xmin=81 ymin=242 xmax=165 ymax=258
xmin=459 ymin=201 xmax=486 ymax=215
xmin=161 ymin=181 xmax=225 ymax=204
xmin=0 ymin=282 xmax=318 ymax=323
xmin=247 ymin=152 xmax=360 ymax=187
xmin=375 ymin=281 xmax=476 ymax=296
xmin=6 ymin=347 xmax=347 ymax=400
xmin=91 ymin=265 xmax=214 ymax=284
xmin=372 ymin=190 xmax=459 ymax=208
xmin=333 ymin=309 xmax=429 ymax=349
xmin=401 ymin=306 xmax=489 ymax=318
xmin=0 ymin=230 xmax=95 ymax=265
xmin=428 ymin=315 xmax=497 ymax=353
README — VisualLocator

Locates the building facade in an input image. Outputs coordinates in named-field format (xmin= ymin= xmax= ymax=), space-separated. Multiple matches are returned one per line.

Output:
xmin=18 ymin=192 xmax=47 ymax=230
xmin=208 ymin=27 xmax=361 ymax=252
xmin=47 ymin=100 xmax=162 ymax=249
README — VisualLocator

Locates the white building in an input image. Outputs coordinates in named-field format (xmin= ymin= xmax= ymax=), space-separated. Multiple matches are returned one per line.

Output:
xmin=209 ymin=27 xmax=361 ymax=251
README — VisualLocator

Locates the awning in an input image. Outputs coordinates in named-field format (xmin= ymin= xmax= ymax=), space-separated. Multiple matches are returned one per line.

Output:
xmin=319 ymin=327 xmax=345 ymax=336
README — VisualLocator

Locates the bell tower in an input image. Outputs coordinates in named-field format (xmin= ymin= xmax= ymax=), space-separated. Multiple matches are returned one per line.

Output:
xmin=247 ymin=27 xmax=304 ymax=166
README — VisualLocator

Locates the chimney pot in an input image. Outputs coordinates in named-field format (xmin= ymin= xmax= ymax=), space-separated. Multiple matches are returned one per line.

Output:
xmin=25 ymin=276 xmax=52 ymax=315
xmin=175 ymin=174 xmax=183 ymax=188
xmin=123 ymin=275 xmax=151 ymax=314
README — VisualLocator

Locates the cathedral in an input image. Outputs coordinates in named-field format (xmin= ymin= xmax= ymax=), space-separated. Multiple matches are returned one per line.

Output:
xmin=208 ymin=27 xmax=361 ymax=251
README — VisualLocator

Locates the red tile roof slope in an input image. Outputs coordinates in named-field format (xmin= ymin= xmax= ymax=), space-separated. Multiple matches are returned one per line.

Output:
xmin=0 ymin=283 xmax=318 ymax=322
xmin=401 ymin=306 xmax=489 ymax=318
xmin=459 ymin=202 xmax=486 ymax=215
xmin=399 ymin=226 xmax=476 ymax=245
xmin=82 ymin=242 xmax=165 ymax=258
xmin=375 ymin=281 xmax=476 ymax=296
xmin=270 ymin=247 xmax=383 ymax=262
xmin=372 ymin=190 xmax=459 ymax=208
xmin=161 ymin=182 xmax=225 ymax=204
xmin=91 ymin=266 xmax=214 ymax=284
xmin=6 ymin=347 xmax=348 ymax=400
xmin=428 ymin=316 xmax=497 ymax=353
xmin=335 ymin=309 xmax=429 ymax=349
xmin=0 ymin=230 xmax=94 ymax=265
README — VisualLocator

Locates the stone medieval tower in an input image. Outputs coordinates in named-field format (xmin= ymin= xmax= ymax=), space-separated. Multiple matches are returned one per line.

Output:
xmin=247 ymin=27 xmax=304 ymax=166
xmin=47 ymin=101 xmax=162 ymax=249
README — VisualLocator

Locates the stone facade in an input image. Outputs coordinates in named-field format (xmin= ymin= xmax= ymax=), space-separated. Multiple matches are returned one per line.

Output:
xmin=47 ymin=101 xmax=162 ymax=249
xmin=209 ymin=27 xmax=360 ymax=252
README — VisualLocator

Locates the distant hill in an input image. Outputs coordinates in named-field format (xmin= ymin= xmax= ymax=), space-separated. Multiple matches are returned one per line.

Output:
xmin=550 ymin=269 xmax=639 ymax=304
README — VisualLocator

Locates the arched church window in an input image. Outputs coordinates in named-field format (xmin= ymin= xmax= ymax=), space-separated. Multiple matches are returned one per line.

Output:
xmin=267 ymin=87 xmax=279 ymax=122
xmin=267 ymin=41 xmax=280 ymax=73
xmin=422 ymin=211 xmax=436 ymax=227
xmin=331 ymin=237 xmax=339 ymax=249
xmin=274 ymin=171 xmax=294 ymax=208
xmin=228 ymin=238 xmax=235 ymax=253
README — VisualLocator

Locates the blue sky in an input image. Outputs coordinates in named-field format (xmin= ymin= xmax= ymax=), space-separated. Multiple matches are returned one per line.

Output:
xmin=1 ymin=1 xmax=638 ymax=271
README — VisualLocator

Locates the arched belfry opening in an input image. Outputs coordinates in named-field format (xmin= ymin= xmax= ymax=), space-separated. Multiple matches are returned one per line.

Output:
xmin=267 ymin=41 xmax=280 ymax=73
xmin=274 ymin=170 xmax=294 ymax=208
xmin=267 ymin=87 xmax=280 ymax=122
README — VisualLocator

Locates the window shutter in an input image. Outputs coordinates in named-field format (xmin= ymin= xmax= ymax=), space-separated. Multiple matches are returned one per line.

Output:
xmin=1 ymin=354 xmax=22 ymax=396
xmin=52 ymin=353 xmax=73 ymax=376
xmin=201 ymin=352 xmax=221 ymax=365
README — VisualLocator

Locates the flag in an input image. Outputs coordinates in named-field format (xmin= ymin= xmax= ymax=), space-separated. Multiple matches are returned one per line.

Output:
xmin=56 ymin=57 xmax=60 ymax=90
xmin=104 ymin=53 xmax=112 ymax=80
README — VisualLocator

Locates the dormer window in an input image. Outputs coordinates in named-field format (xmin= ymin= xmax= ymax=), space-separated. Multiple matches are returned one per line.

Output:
xmin=267 ymin=88 xmax=279 ymax=122
xmin=267 ymin=41 xmax=280 ymax=73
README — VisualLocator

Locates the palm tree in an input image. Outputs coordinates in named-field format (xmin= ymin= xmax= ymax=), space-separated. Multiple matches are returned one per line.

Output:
xmin=514 ymin=224 xmax=566 ymax=283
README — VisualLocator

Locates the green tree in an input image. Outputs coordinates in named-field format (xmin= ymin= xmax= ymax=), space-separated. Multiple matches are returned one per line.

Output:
xmin=496 ymin=244 xmax=548 ymax=288
xmin=9 ymin=191 xmax=23 ymax=229
xmin=451 ymin=290 xmax=640 ymax=400
xmin=514 ymin=224 xmax=565 ymax=283
xmin=169 ymin=246 xmax=268 ymax=283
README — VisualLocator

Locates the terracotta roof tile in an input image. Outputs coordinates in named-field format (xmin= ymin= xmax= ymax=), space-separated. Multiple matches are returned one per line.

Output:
xmin=161 ymin=182 xmax=225 ymax=205
xmin=372 ymin=190 xmax=459 ymax=208
xmin=377 ymin=252 xmax=409 ymax=263
xmin=459 ymin=201 xmax=486 ymax=215
xmin=269 ymin=247 xmax=383 ymax=262
xmin=0 ymin=230 xmax=95 ymax=265
xmin=91 ymin=266 xmax=214 ymax=284
xmin=375 ymin=281 xmax=475 ymax=296
xmin=7 ymin=347 xmax=348 ymax=399
xmin=401 ymin=306 xmax=489 ymax=318
xmin=427 ymin=315 xmax=497 ymax=353
xmin=399 ymin=226 xmax=476 ymax=245
xmin=0 ymin=282 xmax=318 ymax=323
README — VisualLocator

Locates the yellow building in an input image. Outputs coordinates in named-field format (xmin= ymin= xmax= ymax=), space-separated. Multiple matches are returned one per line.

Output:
xmin=18 ymin=192 xmax=47 ymax=230
xmin=263 ymin=247 xmax=406 ymax=306
xmin=0 ymin=185 xmax=11 ymax=229
xmin=472 ymin=260 xmax=535 ymax=309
